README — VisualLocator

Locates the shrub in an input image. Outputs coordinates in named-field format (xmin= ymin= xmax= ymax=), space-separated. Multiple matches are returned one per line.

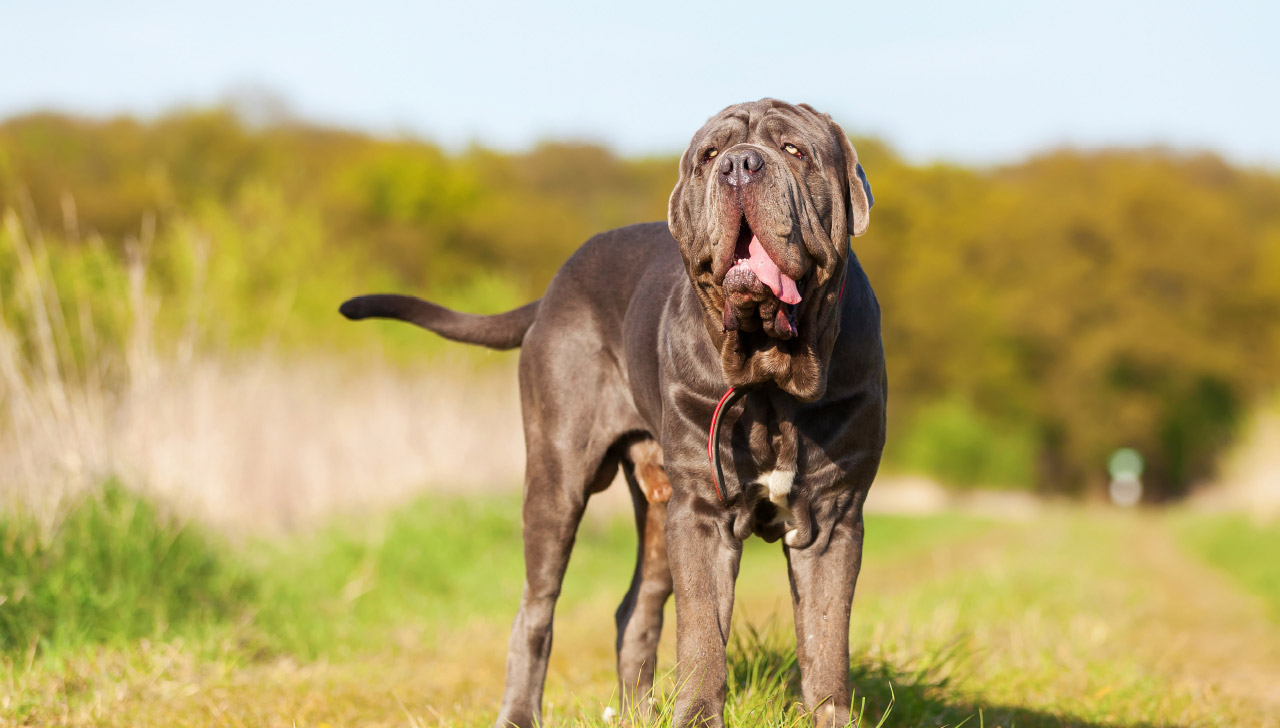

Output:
xmin=889 ymin=399 xmax=1037 ymax=489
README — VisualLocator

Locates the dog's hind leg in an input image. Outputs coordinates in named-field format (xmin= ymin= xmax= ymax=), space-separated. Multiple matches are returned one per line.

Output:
xmin=494 ymin=456 xmax=589 ymax=728
xmin=615 ymin=439 xmax=673 ymax=721
xmin=493 ymin=279 xmax=652 ymax=727
xmin=496 ymin=343 xmax=637 ymax=727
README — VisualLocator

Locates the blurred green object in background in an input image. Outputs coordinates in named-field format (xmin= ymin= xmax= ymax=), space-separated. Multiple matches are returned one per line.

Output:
xmin=1108 ymin=448 xmax=1144 ymax=481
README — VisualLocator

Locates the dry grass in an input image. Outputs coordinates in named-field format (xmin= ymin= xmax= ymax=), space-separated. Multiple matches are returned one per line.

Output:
xmin=102 ymin=353 xmax=524 ymax=531
xmin=0 ymin=209 xmax=525 ymax=534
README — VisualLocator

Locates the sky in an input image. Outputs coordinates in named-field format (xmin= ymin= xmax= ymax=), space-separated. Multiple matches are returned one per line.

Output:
xmin=1 ymin=0 xmax=1275 ymax=166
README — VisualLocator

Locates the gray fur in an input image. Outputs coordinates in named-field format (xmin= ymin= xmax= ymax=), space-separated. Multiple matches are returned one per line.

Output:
xmin=341 ymin=99 xmax=886 ymax=728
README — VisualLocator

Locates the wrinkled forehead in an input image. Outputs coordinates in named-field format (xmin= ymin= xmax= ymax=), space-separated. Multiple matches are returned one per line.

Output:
xmin=692 ymin=100 xmax=831 ymax=151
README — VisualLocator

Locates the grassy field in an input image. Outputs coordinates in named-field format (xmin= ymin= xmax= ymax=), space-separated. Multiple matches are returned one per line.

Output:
xmin=3 ymin=487 xmax=1279 ymax=727
xmin=1176 ymin=514 xmax=1280 ymax=622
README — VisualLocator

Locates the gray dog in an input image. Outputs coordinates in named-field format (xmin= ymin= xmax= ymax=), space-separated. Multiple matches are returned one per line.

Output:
xmin=340 ymin=98 xmax=884 ymax=728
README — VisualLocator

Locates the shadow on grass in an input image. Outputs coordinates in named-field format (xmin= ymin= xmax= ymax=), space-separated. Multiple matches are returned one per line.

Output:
xmin=724 ymin=626 xmax=1186 ymax=728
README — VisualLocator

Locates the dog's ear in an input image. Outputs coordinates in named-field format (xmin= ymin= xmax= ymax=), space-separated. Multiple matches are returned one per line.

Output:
xmin=831 ymin=120 xmax=873 ymax=238
xmin=667 ymin=142 xmax=697 ymax=247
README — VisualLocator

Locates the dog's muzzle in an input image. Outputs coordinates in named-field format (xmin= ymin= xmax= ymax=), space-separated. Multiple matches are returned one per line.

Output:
xmin=720 ymin=216 xmax=802 ymax=339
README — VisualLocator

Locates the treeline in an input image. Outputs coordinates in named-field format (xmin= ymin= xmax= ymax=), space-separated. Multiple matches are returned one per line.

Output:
xmin=2 ymin=109 xmax=1278 ymax=498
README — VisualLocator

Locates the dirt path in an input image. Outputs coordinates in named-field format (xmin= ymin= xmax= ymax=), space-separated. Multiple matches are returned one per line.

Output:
xmin=1129 ymin=517 xmax=1280 ymax=717
xmin=880 ymin=512 xmax=1280 ymax=726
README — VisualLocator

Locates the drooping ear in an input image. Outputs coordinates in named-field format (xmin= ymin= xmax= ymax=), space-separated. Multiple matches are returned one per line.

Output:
xmin=667 ymin=142 xmax=696 ymax=246
xmin=833 ymin=121 xmax=873 ymax=237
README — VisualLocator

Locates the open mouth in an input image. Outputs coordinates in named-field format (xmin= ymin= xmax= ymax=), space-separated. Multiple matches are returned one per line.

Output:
xmin=724 ymin=217 xmax=802 ymax=304
xmin=721 ymin=215 xmax=803 ymax=339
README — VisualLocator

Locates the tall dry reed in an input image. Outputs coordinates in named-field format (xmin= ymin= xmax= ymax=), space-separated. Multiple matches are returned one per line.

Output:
xmin=0 ymin=210 xmax=526 ymax=534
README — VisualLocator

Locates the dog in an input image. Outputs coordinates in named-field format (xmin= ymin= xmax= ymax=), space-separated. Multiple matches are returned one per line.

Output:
xmin=340 ymin=98 xmax=884 ymax=728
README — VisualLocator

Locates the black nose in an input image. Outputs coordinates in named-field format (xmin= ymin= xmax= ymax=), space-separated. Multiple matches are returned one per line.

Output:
xmin=718 ymin=148 xmax=764 ymax=187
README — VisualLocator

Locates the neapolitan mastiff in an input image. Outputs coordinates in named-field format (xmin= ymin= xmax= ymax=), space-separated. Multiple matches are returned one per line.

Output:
xmin=340 ymin=99 xmax=884 ymax=727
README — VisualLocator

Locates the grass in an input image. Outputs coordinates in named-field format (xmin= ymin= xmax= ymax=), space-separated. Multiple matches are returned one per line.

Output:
xmin=1 ymin=487 xmax=987 ymax=663
xmin=4 ymin=488 xmax=1280 ymax=726
xmin=0 ymin=486 xmax=989 ymax=725
xmin=1175 ymin=513 xmax=1280 ymax=621
xmin=0 ymin=481 xmax=253 ymax=656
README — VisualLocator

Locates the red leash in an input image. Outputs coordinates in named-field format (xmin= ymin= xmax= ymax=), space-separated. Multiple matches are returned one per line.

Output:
xmin=707 ymin=386 xmax=747 ymax=501
xmin=706 ymin=258 xmax=849 ymax=502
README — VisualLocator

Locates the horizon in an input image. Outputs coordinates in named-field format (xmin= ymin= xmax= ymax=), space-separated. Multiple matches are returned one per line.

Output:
xmin=2 ymin=99 xmax=1268 ymax=172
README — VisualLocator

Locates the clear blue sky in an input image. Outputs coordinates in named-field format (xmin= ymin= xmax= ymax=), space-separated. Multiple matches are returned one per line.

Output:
xmin=2 ymin=0 xmax=1275 ymax=165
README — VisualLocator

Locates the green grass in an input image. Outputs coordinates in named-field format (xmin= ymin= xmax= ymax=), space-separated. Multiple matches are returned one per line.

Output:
xmin=4 ymin=489 xmax=1280 ymax=726
xmin=0 ymin=482 xmax=253 ymax=656
xmin=0 ymin=484 xmax=992 ymax=725
xmin=162 ymin=493 xmax=989 ymax=662
xmin=247 ymin=494 xmax=533 ymax=657
xmin=1175 ymin=513 xmax=1280 ymax=621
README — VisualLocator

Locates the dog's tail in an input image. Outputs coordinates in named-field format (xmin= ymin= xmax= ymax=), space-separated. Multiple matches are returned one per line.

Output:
xmin=339 ymin=294 xmax=540 ymax=350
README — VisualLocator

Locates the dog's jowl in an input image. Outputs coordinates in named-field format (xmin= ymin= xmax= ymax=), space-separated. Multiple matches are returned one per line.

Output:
xmin=341 ymin=99 xmax=885 ymax=728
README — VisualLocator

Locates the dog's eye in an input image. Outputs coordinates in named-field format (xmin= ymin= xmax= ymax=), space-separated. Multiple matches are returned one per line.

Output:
xmin=701 ymin=148 xmax=719 ymax=164
xmin=783 ymin=143 xmax=803 ymax=159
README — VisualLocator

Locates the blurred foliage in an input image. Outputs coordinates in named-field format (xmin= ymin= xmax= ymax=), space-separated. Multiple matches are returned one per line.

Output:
xmin=2 ymin=109 xmax=1279 ymax=498
xmin=885 ymin=398 xmax=1038 ymax=489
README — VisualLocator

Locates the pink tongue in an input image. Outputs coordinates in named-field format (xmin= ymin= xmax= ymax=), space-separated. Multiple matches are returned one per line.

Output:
xmin=747 ymin=235 xmax=802 ymax=304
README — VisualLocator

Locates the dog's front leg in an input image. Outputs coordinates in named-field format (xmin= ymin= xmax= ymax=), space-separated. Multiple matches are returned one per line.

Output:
xmin=785 ymin=499 xmax=865 ymax=728
xmin=666 ymin=469 xmax=742 ymax=728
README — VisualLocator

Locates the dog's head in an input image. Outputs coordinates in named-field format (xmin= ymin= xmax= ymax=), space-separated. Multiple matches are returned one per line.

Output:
xmin=668 ymin=99 xmax=873 ymax=401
